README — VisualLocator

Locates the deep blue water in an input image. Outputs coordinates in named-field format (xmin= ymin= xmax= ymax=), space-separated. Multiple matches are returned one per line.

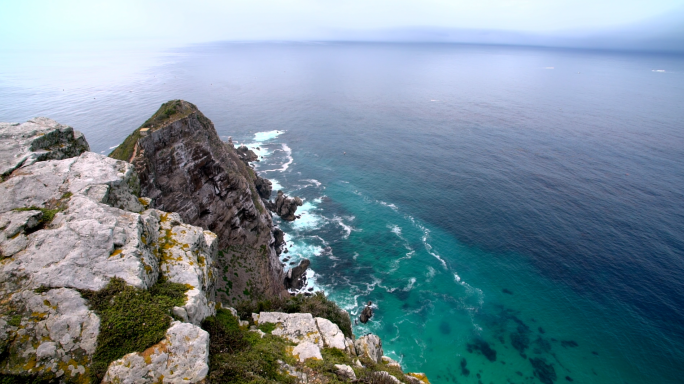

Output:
xmin=1 ymin=42 xmax=684 ymax=383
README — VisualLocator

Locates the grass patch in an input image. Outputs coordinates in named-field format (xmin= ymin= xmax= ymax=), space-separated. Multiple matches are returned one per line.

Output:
xmin=202 ymin=308 xmax=297 ymax=384
xmin=12 ymin=207 xmax=62 ymax=233
xmin=235 ymin=292 xmax=353 ymax=338
xmin=0 ymin=375 xmax=56 ymax=384
xmin=257 ymin=322 xmax=277 ymax=334
xmin=79 ymin=277 xmax=189 ymax=381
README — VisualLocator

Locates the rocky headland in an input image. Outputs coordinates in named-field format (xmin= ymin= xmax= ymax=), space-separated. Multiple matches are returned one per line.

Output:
xmin=0 ymin=102 xmax=429 ymax=383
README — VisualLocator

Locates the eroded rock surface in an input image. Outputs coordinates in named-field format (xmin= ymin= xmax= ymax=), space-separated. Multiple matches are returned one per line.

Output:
xmin=0 ymin=117 xmax=88 ymax=178
xmin=355 ymin=334 xmax=384 ymax=363
xmin=268 ymin=190 xmax=303 ymax=221
xmin=0 ymin=119 xmax=215 ymax=383
xmin=112 ymin=100 xmax=285 ymax=302
xmin=102 ymin=321 xmax=210 ymax=384
xmin=284 ymin=258 xmax=310 ymax=290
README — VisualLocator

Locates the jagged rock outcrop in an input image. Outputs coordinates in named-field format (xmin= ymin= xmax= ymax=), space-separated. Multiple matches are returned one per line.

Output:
xmin=0 ymin=118 xmax=89 ymax=179
xmin=255 ymin=175 xmax=273 ymax=199
xmin=110 ymin=100 xmax=285 ymax=303
xmin=284 ymin=258 xmax=310 ymax=290
xmin=0 ymin=119 xmax=215 ymax=383
xmin=236 ymin=145 xmax=258 ymax=163
xmin=102 ymin=321 xmax=210 ymax=384
xmin=355 ymin=334 xmax=384 ymax=363
xmin=268 ymin=190 xmax=303 ymax=221
xmin=360 ymin=301 xmax=374 ymax=324
xmin=252 ymin=312 xmax=354 ymax=353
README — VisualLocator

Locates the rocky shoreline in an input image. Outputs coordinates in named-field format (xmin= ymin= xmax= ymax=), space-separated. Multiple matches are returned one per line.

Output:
xmin=0 ymin=101 xmax=429 ymax=383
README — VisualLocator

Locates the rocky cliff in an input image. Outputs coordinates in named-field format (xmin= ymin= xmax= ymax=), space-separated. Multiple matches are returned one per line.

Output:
xmin=110 ymin=100 xmax=286 ymax=304
xmin=0 ymin=113 xmax=430 ymax=384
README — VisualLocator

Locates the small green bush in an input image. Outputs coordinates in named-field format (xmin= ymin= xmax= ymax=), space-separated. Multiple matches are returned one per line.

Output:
xmin=0 ymin=374 xmax=56 ymax=384
xmin=79 ymin=278 xmax=189 ymax=381
xmin=202 ymin=308 xmax=297 ymax=384
xmin=235 ymin=292 xmax=353 ymax=338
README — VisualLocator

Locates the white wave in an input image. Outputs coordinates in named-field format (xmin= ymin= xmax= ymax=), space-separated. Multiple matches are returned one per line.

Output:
xmin=352 ymin=252 xmax=359 ymax=260
xmin=379 ymin=201 xmax=399 ymax=211
xmin=253 ymin=130 xmax=285 ymax=142
xmin=652 ymin=69 xmax=666 ymax=72
xmin=302 ymin=179 xmax=321 ymax=187
xmin=269 ymin=179 xmax=283 ymax=193
xmin=426 ymin=266 xmax=436 ymax=281
xmin=389 ymin=224 xmax=402 ymax=236
xmin=265 ymin=143 xmax=293 ymax=173
xmin=332 ymin=215 xmax=355 ymax=239
xmin=291 ymin=201 xmax=325 ymax=231
xmin=404 ymin=277 xmax=416 ymax=291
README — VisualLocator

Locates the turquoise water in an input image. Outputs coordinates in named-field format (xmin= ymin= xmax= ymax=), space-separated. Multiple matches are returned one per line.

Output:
xmin=2 ymin=42 xmax=684 ymax=383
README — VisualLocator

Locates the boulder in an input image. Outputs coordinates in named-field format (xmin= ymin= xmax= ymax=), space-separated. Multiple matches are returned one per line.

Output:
xmin=236 ymin=145 xmax=258 ymax=163
xmin=371 ymin=371 xmax=402 ymax=384
xmin=334 ymin=364 xmax=357 ymax=381
xmin=284 ymin=259 xmax=310 ymax=290
xmin=290 ymin=341 xmax=322 ymax=363
xmin=406 ymin=372 xmax=431 ymax=384
xmin=268 ymin=190 xmax=303 ymax=221
xmin=355 ymin=334 xmax=383 ymax=363
xmin=102 ymin=321 xmax=210 ymax=384
xmin=315 ymin=317 xmax=347 ymax=350
xmin=0 ymin=117 xmax=88 ymax=178
xmin=252 ymin=312 xmax=322 ymax=346
xmin=360 ymin=301 xmax=374 ymax=324
xmin=382 ymin=355 xmax=402 ymax=369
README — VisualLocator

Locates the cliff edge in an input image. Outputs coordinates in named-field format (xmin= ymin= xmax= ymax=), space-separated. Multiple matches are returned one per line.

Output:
xmin=110 ymin=100 xmax=286 ymax=304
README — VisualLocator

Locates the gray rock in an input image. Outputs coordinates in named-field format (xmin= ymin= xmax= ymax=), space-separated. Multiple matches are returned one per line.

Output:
xmin=102 ymin=321 xmax=210 ymax=384
xmin=119 ymin=100 xmax=285 ymax=302
xmin=355 ymin=334 xmax=384 ymax=363
xmin=268 ymin=190 xmax=303 ymax=221
xmin=253 ymin=312 xmax=323 ymax=346
xmin=334 ymin=364 xmax=357 ymax=381
xmin=382 ymin=355 xmax=402 ymax=369
xmin=0 ymin=117 xmax=88 ymax=178
xmin=236 ymin=145 xmax=258 ymax=163
xmin=371 ymin=371 xmax=402 ymax=384
xmin=360 ymin=301 xmax=374 ymax=324
xmin=284 ymin=258 xmax=310 ymax=290
xmin=255 ymin=176 xmax=272 ymax=199
xmin=290 ymin=341 xmax=322 ymax=362
xmin=315 ymin=317 xmax=347 ymax=350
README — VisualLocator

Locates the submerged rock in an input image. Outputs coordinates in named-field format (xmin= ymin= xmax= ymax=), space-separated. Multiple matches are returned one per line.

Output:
xmin=360 ymin=301 xmax=374 ymax=324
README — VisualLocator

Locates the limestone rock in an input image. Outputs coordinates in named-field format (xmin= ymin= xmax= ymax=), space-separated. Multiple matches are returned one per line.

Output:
xmin=102 ymin=321 xmax=210 ymax=384
xmin=315 ymin=317 xmax=347 ymax=350
xmin=284 ymin=258 xmax=310 ymax=290
xmin=355 ymin=334 xmax=383 ymax=363
xmin=0 ymin=151 xmax=143 ymax=213
xmin=0 ymin=288 xmax=98 ymax=379
xmin=371 ymin=371 xmax=402 ymax=384
xmin=382 ymin=355 xmax=402 ymax=369
xmin=0 ymin=117 xmax=88 ymax=178
xmin=253 ymin=312 xmax=323 ymax=346
xmin=115 ymin=100 xmax=285 ymax=301
xmin=345 ymin=337 xmax=357 ymax=356
xmin=290 ymin=341 xmax=322 ymax=363
xmin=334 ymin=364 xmax=357 ymax=381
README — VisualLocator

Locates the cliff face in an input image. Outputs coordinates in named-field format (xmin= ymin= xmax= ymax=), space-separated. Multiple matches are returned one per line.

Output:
xmin=0 ymin=119 xmax=216 ymax=382
xmin=110 ymin=100 xmax=285 ymax=303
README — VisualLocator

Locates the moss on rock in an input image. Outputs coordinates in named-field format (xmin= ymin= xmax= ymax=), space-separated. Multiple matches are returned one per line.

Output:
xmin=78 ymin=277 xmax=189 ymax=381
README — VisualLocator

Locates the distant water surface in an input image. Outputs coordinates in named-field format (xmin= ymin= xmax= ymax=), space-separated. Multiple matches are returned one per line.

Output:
xmin=2 ymin=42 xmax=684 ymax=384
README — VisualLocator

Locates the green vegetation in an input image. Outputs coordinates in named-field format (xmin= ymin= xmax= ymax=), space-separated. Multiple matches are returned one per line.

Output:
xmin=12 ymin=207 xmax=62 ymax=233
xmin=109 ymin=100 xmax=198 ymax=161
xmin=235 ymin=292 xmax=353 ymax=338
xmin=78 ymin=277 xmax=189 ymax=381
xmin=201 ymin=308 xmax=297 ymax=384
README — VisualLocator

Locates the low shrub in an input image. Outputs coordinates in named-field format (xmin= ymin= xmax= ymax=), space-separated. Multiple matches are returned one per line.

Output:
xmin=202 ymin=308 xmax=297 ymax=384
xmin=79 ymin=277 xmax=189 ymax=381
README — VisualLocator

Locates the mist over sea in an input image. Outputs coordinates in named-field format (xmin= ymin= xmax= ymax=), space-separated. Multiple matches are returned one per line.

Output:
xmin=2 ymin=42 xmax=683 ymax=384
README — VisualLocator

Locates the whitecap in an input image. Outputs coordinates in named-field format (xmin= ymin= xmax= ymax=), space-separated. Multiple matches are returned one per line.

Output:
xmin=263 ymin=143 xmax=293 ymax=173
xmin=253 ymin=130 xmax=285 ymax=142
xmin=379 ymin=201 xmax=399 ymax=211
xmin=652 ymin=69 xmax=666 ymax=72
xmin=269 ymin=179 xmax=283 ymax=193
xmin=109 ymin=144 xmax=119 ymax=149
xmin=302 ymin=179 xmax=321 ymax=187
xmin=332 ymin=215 xmax=355 ymax=239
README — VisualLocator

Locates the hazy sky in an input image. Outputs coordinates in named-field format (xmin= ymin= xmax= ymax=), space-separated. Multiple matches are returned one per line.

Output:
xmin=1 ymin=0 xmax=683 ymax=49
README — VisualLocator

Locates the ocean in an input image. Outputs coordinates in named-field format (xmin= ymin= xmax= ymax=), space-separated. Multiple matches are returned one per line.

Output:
xmin=1 ymin=42 xmax=683 ymax=384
